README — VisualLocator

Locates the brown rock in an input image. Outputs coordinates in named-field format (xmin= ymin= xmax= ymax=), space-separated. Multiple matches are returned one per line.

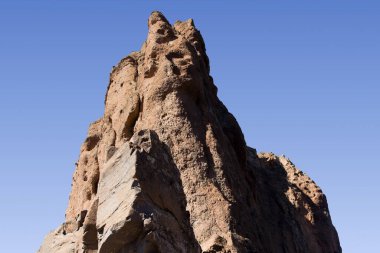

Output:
xmin=39 ymin=11 xmax=341 ymax=253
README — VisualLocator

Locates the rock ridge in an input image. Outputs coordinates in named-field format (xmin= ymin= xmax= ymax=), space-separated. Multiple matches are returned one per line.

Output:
xmin=39 ymin=11 xmax=341 ymax=253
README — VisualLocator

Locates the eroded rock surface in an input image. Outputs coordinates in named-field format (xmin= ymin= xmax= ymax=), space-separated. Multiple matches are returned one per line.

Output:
xmin=39 ymin=11 xmax=341 ymax=253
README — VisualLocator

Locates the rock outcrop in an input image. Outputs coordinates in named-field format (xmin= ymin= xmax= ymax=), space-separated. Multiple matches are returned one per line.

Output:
xmin=39 ymin=12 xmax=341 ymax=253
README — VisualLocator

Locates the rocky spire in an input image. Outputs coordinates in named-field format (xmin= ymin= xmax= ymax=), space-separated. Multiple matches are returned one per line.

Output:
xmin=39 ymin=11 xmax=341 ymax=253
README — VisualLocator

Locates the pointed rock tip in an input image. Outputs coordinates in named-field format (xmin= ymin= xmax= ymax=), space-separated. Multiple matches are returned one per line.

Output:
xmin=186 ymin=18 xmax=195 ymax=27
xmin=174 ymin=18 xmax=196 ymax=34
xmin=174 ymin=18 xmax=195 ymax=27
xmin=148 ymin=11 xmax=170 ymax=26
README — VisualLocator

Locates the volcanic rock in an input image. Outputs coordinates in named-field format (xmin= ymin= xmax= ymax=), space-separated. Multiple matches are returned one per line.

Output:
xmin=38 ymin=11 xmax=341 ymax=253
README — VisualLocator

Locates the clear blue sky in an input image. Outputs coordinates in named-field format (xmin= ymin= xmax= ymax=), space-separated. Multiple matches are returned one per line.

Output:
xmin=0 ymin=1 xmax=379 ymax=252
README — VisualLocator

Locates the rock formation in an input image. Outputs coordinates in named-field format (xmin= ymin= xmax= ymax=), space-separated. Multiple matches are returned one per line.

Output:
xmin=38 ymin=12 xmax=341 ymax=253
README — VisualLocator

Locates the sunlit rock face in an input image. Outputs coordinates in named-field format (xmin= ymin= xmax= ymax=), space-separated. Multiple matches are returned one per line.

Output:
xmin=38 ymin=11 xmax=341 ymax=253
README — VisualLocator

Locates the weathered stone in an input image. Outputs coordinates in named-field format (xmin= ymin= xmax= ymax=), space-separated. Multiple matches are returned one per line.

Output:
xmin=39 ymin=11 xmax=341 ymax=253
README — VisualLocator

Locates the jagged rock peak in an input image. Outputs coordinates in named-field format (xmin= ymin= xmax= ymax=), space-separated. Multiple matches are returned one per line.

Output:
xmin=148 ymin=11 xmax=170 ymax=27
xmin=38 ymin=12 xmax=341 ymax=253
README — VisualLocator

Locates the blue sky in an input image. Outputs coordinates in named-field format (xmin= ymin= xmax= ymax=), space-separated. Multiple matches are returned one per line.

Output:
xmin=0 ymin=1 xmax=379 ymax=252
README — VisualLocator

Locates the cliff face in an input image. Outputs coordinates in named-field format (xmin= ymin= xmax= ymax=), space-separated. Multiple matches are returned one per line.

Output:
xmin=39 ymin=12 xmax=341 ymax=253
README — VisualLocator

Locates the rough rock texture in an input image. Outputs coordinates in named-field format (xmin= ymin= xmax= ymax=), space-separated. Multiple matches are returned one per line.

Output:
xmin=39 ymin=12 xmax=341 ymax=253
